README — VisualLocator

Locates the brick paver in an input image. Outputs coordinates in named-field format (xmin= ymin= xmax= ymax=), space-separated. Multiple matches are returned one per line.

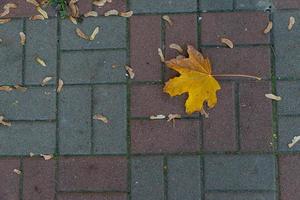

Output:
xmin=0 ymin=0 xmax=298 ymax=199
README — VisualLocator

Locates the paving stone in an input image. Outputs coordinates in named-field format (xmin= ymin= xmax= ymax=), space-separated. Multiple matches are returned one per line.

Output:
xmin=203 ymin=46 xmax=271 ymax=79
xmin=60 ymin=50 xmax=126 ymax=84
xmin=24 ymin=19 xmax=57 ymax=85
xmin=0 ymin=158 xmax=20 ymax=200
xmin=279 ymin=155 xmax=300 ymax=200
xmin=277 ymin=81 xmax=300 ymax=115
xmin=278 ymin=116 xmax=300 ymax=151
xmin=200 ymin=0 xmax=233 ymax=11
xmin=274 ymin=0 xmax=300 ymax=9
xmin=58 ymin=86 xmax=91 ymax=155
xmin=131 ymin=119 xmax=201 ymax=154
xmin=0 ymin=122 xmax=56 ymax=155
xmin=76 ymin=0 xmax=93 ymax=14
xmin=167 ymin=156 xmax=202 ymax=200
xmin=58 ymin=157 xmax=127 ymax=191
xmin=130 ymin=84 xmax=186 ymax=117
xmin=273 ymin=11 xmax=300 ymax=79
xmin=239 ymin=82 xmax=273 ymax=152
xmin=0 ymin=19 xmax=23 ymax=85
xmin=61 ymin=17 xmax=126 ymax=50
xmin=130 ymin=0 xmax=197 ymax=13
xmin=93 ymin=85 xmax=127 ymax=154
xmin=130 ymin=16 xmax=162 ymax=81
xmin=205 ymin=192 xmax=276 ymax=200
xmin=131 ymin=156 xmax=164 ymax=200
xmin=236 ymin=0 xmax=274 ymax=10
xmin=203 ymin=82 xmax=237 ymax=152
xmin=23 ymin=158 xmax=55 ymax=200
xmin=95 ymin=0 xmax=127 ymax=15
xmin=205 ymin=155 xmax=276 ymax=190
xmin=201 ymin=12 xmax=270 ymax=45
xmin=0 ymin=87 xmax=56 ymax=120
xmin=57 ymin=193 xmax=128 ymax=200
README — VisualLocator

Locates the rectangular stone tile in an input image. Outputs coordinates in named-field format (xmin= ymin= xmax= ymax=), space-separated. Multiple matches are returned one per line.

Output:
xmin=93 ymin=85 xmax=127 ymax=154
xmin=278 ymin=116 xmax=300 ymax=151
xmin=236 ymin=0 xmax=273 ymax=10
xmin=277 ymin=81 xmax=300 ymax=115
xmin=205 ymin=192 xmax=276 ymax=200
xmin=0 ymin=122 xmax=56 ymax=155
xmin=203 ymin=47 xmax=271 ymax=79
xmin=200 ymin=0 xmax=233 ymax=11
xmin=57 ymin=193 xmax=127 ymax=200
xmin=274 ymin=11 xmax=300 ymax=79
xmin=60 ymin=50 xmax=126 ymax=84
xmin=239 ymin=82 xmax=273 ymax=152
xmin=23 ymin=158 xmax=55 ymax=200
xmin=130 ymin=0 xmax=197 ymax=13
xmin=201 ymin=12 xmax=270 ymax=45
xmin=279 ymin=155 xmax=300 ymax=200
xmin=0 ymin=87 xmax=56 ymax=120
xmin=0 ymin=158 xmax=20 ymax=200
xmin=131 ymin=156 xmax=164 ymax=200
xmin=167 ymin=156 xmax=202 ymax=200
xmin=203 ymin=82 xmax=237 ymax=152
xmin=0 ymin=19 xmax=23 ymax=85
xmin=131 ymin=119 xmax=201 ymax=154
xmin=130 ymin=16 xmax=162 ymax=81
xmin=61 ymin=17 xmax=126 ymax=50
xmin=205 ymin=155 xmax=276 ymax=190
xmin=274 ymin=0 xmax=300 ymax=9
xmin=58 ymin=86 xmax=91 ymax=155
xmin=59 ymin=157 xmax=127 ymax=191
xmin=95 ymin=0 xmax=127 ymax=15
xmin=25 ymin=19 xmax=57 ymax=84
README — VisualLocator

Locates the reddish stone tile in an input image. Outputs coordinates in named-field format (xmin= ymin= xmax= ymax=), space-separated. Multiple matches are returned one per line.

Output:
xmin=274 ymin=0 xmax=300 ymax=9
xmin=201 ymin=12 xmax=270 ymax=45
xmin=59 ymin=157 xmax=127 ymax=191
xmin=239 ymin=81 xmax=273 ymax=152
xmin=0 ymin=158 xmax=20 ymax=200
xmin=76 ymin=0 xmax=93 ymax=15
xmin=95 ymin=0 xmax=127 ymax=15
xmin=279 ymin=155 xmax=300 ymax=200
xmin=131 ymin=84 xmax=191 ymax=117
xmin=57 ymin=193 xmax=127 ymax=200
xmin=130 ymin=16 xmax=162 ymax=81
xmin=131 ymin=119 xmax=201 ymax=154
xmin=203 ymin=46 xmax=271 ymax=79
xmin=203 ymin=82 xmax=237 ymax=152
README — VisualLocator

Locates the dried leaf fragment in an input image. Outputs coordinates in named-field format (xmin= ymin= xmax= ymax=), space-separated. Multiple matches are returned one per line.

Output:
xmin=89 ymin=26 xmax=100 ymax=41
xmin=158 ymin=48 xmax=165 ymax=62
xmin=0 ymin=18 xmax=11 ymax=24
xmin=169 ymin=43 xmax=183 ymax=53
xmin=104 ymin=9 xmax=119 ymax=16
xmin=0 ymin=3 xmax=17 ymax=17
xmin=26 ymin=0 xmax=40 ymax=7
xmin=19 ymin=32 xmax=26 ymax=45
xmin=167 ymin=114 xmax=181 ymax=122
xmin=93 ymin=0 xmax=107 ymax=7
xmin=150 ymin=114 xmax=166 ymax=120
xmin=0 ymin=86 xmax=13 ymax=91
xmin=201 ymin=108 xmax=209 ymax=118
xmin=36 ymin=56 xmax=47 ymax=67
xmin=29 ymin=152 xmax=35 ymax=157
xmin=125 ymin=65 xmax=135 ymax=79
xmin=288 ymin=136 xmax=300 ymax=148
xmin=288 ymin=16 xmax=295 ymax=30
xmin=41 ymin=77 xmax=53 ymax=86
xmin=263 ymin=21 xmax=273 ymax=34
xmin=69 ymin=0 xmax=79 ymax=18
xmin=75 ymin=28 xmax=90 ymax=40
xmin=29 ymin=14 xmax=45 ymax=20
xmin=265 ymin=93 xmax=281 ymax=101
xmin=84 ymin=11 xmax=98 ymax=17
xmin=162 ymin=15 xmax=173 ymax=26
xmin=14 ymin=85 xmax=27 ymax=92
xmin=221 ymin=38 xmax=234 ymax=48
xmin=13 ymin=169 xmax=21 ymax=175
xmin=36 ymin=6 xmax=48 ymax=19
xmin=69 ymin=16 xmax=77 ymax=24
xmin=0 ymin=116 xmax=11 ymax=127
xmin=93 ymin=114 xmax=108 ymax=123
xmin=57 ymin=79 xmax=64 ymax=93
xmin=40 ymin=154 xmax=53 ymax=160
xmin=119 ymin=11 xmax=133 ymax=18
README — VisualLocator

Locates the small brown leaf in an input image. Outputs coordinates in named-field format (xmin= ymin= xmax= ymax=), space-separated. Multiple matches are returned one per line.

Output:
xmin=40 ymin=154 xmax=53 ymax=160
xmin=0 ymin=3 xmax=17 ymax=17
xmin=36 ymin=6 xmax=48 ymax=19
xmin=69 ymin=0 xmax=79 ymax=18
xmin=125 ymin=65 xmax=135 ymax=79
xmin=221 ymin=38 xmax=234 ymax=48
xmin=150 ymin=114 xmax=166 ymax=120
xmin=104 ymin=9 xmax=119 ymax=16
xmin=158 ymin=48 xmax=165 ymax=62
xmin=75 ymin=28 xmax=90 ymax=40
xmin=89 ymin=26 xmax=100 ymax=41
xmin=288 ymin=136 xmax=300 ymax=148
xmin=26 ymin=0 xmax=40 ymax=7
xmin=119 ymin=11 xmax=133 ymax=18
xmin=265 ymin=93 xmax=281 ymax=101
xmin=93 ymin=0 xmax=107 ymax=7
xmin=0 ymin=116 xmax=11 ymax=127
xmin=57 ymin=79 xmax=64 ymax=93
xmin=162 ymin=15 xmax=173 ymax=26
xmin=13 ymin=169 xmax=21 ymax=175
xmin=167 ymin=114 xmax=181 ymax=122
xmin=84 ymin=11 xmax=98 ymax=17
xmin=263 ymin=21 xmax=273 ymax=34
xmin=36 ymin=56 xmax=47 ymax=67
xmin=29 ymin=14 xmax=45 ymax=20
xmin=14 ymin=85 xmax=27 ymax=92
xmin=19 ymin=32 xmax=26 ymax=45
xmin=0 ymin=86 xmax=13 ymax=91
xmin=169 ymin=43 xmax=183 ymax=53
xmin=41 ymin=77 xmax=53 ymax=86
xmin=201 ymin=108 xmax=209 ymax=118
xmin=0 ymin=18 xmax=11 ymax=24
xmin=288 ymin=16 xmax=295 ymax=30
xmin=93 ymin=114 xmax=108 ymax=123
xmin=69 ymin=16 xmax=77 ymax=24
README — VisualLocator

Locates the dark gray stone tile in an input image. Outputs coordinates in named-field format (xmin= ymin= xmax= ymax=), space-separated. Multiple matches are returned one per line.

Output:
xmin=278 ymin=116 xmax=300 ymax=151
xmin=277 ymin=81 xmax=300 ymax=115
xmin=200 ymin=0 xmax=233 ymax=11
xmin=236 ymin=0 xmax=273 ymax=10
xmin=206 ymin=192 xmax=276 ymax=200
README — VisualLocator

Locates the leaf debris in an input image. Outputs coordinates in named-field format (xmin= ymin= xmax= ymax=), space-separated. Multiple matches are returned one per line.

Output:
xmin=36 ymin=6 xmax=48 ymax=19
xmin=119 ymin=11 xmax=133 ymax=18
xmin=167 ymin=114 xmax=181 ymax=122
xmin=57 ymin=79 xmax=64 ymax=93
xmin=93 ymin=114 xmax=108 ymax=123
xmin=41 ymin=77 xmax=53 ymax=86
xmin=13 ymin=169 xmax=21 ymax=175
xmin=265 ymin=93 xmax=281 ymax=101
xmin=40 ymin=154 xmax=53 ymax=160
xmin=14 ymin=85 xmax=27 ymax=92
xmin=221 ymin=38 xmax=234 ymax=48
xmin=125 ymin=65 xmax=135 ymax=79
xmin=76 ymin=28 xmax=90 ymax=40
xmin=29 ymin=14 xmax=45 ymax=20
xmin=158 ymin=48 xmax=165 ymax=62
xmin=0 ymin=3 xmax=17 ymax=17
xmin=263 ymin=21 xmax=273 ymax=34
xmin=162 ymin=15 xmax=173 ymax=26
xmin=104 ymin=9 xmax=119 ymax=16
xmin=19 ymin=32 xmax=26 ymax=45
xmin=84 ymin=11 xmax=98 ymax=17
xmin=0 ymin=116 xmax=11 ymax=127
xmin=69 ymin=0 xmax=79 ymax=18
xmin=0 ymin=18 xmax=11 ymax=24
xmin=0 ymin=86 xmax=13 ymax=91
xmin=89 ymin=26 xmax=100 ymax=41
xmin=150 ymin=114 xmax=166 ymax=120
xmin=69 ymin=16 xmax=77 ymax=24
xmin=26 ymin=0 xmax=40 ymax=7
xmin=201 ymin=108 xmax=209 ymax=118
xmin=288 ymin=136 xmax=300 ymax=148
xmin=169 ymin=43 xmax=183 ymax=53
xmin=36 ymin=56 xmax=47 ymax=67
xmin=93 ymin=0 xmax=107 ymax=7
xmin=288 ymin=16 xmax=295 ymax=30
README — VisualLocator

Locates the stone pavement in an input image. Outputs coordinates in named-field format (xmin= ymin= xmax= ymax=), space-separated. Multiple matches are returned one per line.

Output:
xmin=0 ymin=0 xmax=299 ymax=199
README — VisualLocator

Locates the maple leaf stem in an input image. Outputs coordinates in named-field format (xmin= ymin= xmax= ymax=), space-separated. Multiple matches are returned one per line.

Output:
xmin=212 ymin=74 xmax=262 ymax=80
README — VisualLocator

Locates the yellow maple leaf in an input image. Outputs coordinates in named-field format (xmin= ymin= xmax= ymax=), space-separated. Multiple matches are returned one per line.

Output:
xmin=164 ymin=45 xmax=221 ymax=114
